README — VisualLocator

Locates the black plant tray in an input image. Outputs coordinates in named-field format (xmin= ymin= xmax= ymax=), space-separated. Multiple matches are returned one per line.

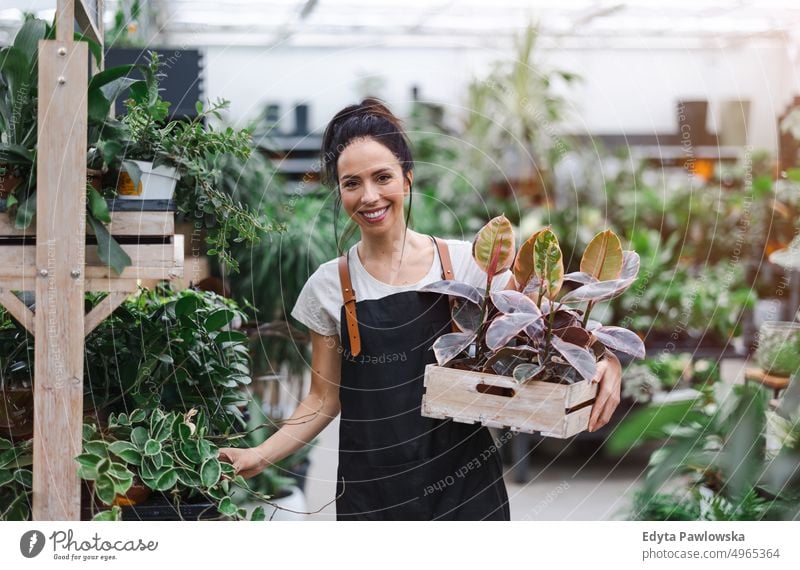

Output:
xmin=82 ymin=491 xmax=224 ymax=521
xmin=105 ymin=198 xmax=176 ymax=212
xmin=0 ymin=198 xmax=176 ymax=214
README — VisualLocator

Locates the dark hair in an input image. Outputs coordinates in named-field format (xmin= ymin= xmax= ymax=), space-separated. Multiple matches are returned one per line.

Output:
xmin=320 ymin=97 xmax=415 ymax=254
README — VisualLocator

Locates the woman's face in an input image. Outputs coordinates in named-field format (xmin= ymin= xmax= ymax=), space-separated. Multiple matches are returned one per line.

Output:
xmin=337 ymin=137 xmax=411 ymax=235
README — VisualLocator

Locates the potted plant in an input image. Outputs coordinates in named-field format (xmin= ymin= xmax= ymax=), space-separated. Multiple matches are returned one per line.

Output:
xmin=79 ymin=406 xmax=267 ymax=521
xmin=419 ymin=215 xmax=645 ymax=438
xmin=610 ymin=379 xmax=800 ymax=521
xmin=754 ymin=321 xmax=800 ymax=377
xmin=81 ymin=286 xmax=253 ymax=435
xmin=0 ymin=16 xmax=148 ymax=275
xmin=113 ymin=51 xmax=269 ymax=273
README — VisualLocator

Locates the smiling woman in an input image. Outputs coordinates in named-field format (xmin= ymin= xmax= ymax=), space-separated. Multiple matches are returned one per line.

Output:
xmin=218 ymin=97 xmax=512 ymax=521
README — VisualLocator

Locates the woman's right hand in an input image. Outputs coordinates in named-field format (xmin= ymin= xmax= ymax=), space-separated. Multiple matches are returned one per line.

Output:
xmin=217 ymin=447 xmax=271 ymax=479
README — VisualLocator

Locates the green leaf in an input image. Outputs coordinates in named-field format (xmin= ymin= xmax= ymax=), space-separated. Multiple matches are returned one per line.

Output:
xmin=14 ymin=191 xmax=36 ymax=229
xmin=92 ymin=506 xmax=122 ymax=521
xmin=0 ymin=469 xmax=14 ymax=487
xmin=198 ymin=439 xmax=214 ymax=461
xmin=88 ymin=214 xmax=132 ymax=275
xmin=174 ymin=467 xmax=201 ymax=487
xmin=129 ymin=409 xmax=147 ymax=424
xmin=131 ymin=427 xmax=149 ymax=449
xmin=151 ymin=452 xmax=164 ymax=470
xmin=204 ymin=309 xmax=235 ymax=331
xmin=87 ymin=187 xmax=111 ymax=223
xmin=174 ymin=422 xmax=192 ymax=442
xmin=200 ymin=458 xmax=221 ymax=487
xmin=175 ymin=295 xmax=200 ymax=317
xmin=75 ymin=453 xmax=100 ymax=470
xmin=157 ymin=353 xmax=174 ymax=365
xmin=533 ymin=228 xmax=564 ymax=299
xmin=12 ymin=18 xmax=46 ymax=62
xmin=13 ymin=468 xmax=32 ymax=487
xmin=217 ymin=496 xmax=238 ymax=516
xmin=250 ymin=506 xmax=266 ymax=521
xmin=143 ymin=439 xmax=162 ymax=456
xmin=606 ymin=399 xmax=702 ymax=455
xmin=94 ymin=473 xmax=116 ymax=505
xmin=107 ymin=462 xmax=132 ymax=481
xmin=472 ymin=215 xmax=515 ymax=276
xmin=214 ymin=331 xmax=248 ymax=346
xmin=121 ymin=160 xmax=142 ymax=191
xmin=84 ymin=440 xmax=109 ymax=457
xmin=180 ymin=441 xmax=202 ymax=464
xmin=581 ymin=230 xmax=623 ymax=281
xmin=152 ymin=468 xmax=178 ymax=492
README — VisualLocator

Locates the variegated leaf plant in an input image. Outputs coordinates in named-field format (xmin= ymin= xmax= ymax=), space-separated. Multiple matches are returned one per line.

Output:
xmin=420 ymin=216 xmax=645 ymax=385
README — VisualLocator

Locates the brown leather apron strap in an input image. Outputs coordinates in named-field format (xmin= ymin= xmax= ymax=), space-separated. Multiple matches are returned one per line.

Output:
xmin=338 ymin=251 xmax=361 ymax=356
xmin=431 ymin=236 xmax=460 ymax=333
xmin=338 ymin=237 xmax=460 ymax=355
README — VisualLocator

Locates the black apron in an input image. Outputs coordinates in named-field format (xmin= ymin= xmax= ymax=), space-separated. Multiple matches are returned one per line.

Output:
xmin=334 ymin=235 xmax=511 ymax=520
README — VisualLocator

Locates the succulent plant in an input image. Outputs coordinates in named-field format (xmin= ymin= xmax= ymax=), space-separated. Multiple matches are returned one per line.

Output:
xmin=420 ymin=215 xmax=645 ymax=384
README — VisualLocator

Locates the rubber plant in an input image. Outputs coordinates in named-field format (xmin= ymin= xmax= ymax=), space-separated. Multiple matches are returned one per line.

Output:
xmin=420 ymin=214 xmax=646 ymax=384
xmin=79 ymin=406 xmax=267 ymax=521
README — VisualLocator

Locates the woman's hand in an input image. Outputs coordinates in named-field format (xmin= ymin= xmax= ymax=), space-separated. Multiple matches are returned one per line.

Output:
xmin=588 ymin=350 xmax=623 ymax=432
xmin=218 ymin=447 xmax=271 ymax=479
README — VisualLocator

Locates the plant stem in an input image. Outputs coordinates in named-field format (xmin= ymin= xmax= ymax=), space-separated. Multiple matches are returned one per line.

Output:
xmin=581 ymin=300 xmax=596 ymax=328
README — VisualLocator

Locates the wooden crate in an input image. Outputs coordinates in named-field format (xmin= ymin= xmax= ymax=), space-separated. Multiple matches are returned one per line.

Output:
xmin=421 ymin=363 xmax=598 ymax=439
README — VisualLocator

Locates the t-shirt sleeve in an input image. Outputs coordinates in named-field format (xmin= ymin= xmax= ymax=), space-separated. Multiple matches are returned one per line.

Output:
xmin=290 ymin=270 xmax=339 ymax=337
xmin=455 ymin=240 xmax=514 ymax=293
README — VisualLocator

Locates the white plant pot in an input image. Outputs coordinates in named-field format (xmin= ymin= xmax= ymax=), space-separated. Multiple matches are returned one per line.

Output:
xmin=118 ymin=159 xmax=179 ymax=200
xmin=243 ymin=485 xmax=307 ymax=521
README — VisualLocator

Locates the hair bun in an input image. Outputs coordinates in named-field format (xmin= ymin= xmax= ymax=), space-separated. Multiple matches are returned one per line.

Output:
xmin=357 ymin=97 xmax=403 ymax=129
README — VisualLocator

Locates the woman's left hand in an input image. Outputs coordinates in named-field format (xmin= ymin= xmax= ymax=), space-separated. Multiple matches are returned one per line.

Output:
xmin=588 ymin=350 xmax=623 ymax=432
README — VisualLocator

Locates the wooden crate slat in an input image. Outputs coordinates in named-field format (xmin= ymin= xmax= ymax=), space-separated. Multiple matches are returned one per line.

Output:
xmin=0 ymin=210 xmax=174 ymax=237
xmin=421 ymin=363 xmax=597 ymax=439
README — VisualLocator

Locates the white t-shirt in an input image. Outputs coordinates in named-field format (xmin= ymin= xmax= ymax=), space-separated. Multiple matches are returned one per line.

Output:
xmin=290 ymin=238 xmax=513 ymax=338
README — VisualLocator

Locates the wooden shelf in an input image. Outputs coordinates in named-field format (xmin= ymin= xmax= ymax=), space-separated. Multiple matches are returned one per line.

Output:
xmin=0 ymin=210 xmax=174 ymax=238
xmin=0 ymin=235 xmax=184 ymax=290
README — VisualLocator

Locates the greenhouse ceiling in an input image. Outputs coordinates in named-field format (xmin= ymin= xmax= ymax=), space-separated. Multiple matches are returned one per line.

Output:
xmin=2 ymin=0 xmax=800 ymax=49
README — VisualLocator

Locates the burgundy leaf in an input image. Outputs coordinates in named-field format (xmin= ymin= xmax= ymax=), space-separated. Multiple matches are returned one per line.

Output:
xmin=419 ymin=280 xmax=483 ymax=305
xmin=620 ymin=250 xmax=641 ymax=281
xmin=485 ymin=313 xmax=540 ymax=350
xmin=592 ymin=326 xmax=646 ymax=358
xmin=485 ymin=346 xmax=538 ymax=377
xmin=524 ymin=320 xmax=545 ymax=342
xmin=563 ymin=271 xmax=596 ymax=284
xmin=431 ymin=331 xmax=477 ymax=366
xmin=490 ymin=290 xmax=541 ymax=316
xmin=551 ymin=336 xmax=597 ymax=382
xmin=452 ymin=300 xmax=482 ymax=333
xmin=553 ymin=326 xmax=592 ymax=347
xmin=512 ymin=363 xmax=546 ymax=383
xmin=558 ymin=277 xmax=634 ymax=304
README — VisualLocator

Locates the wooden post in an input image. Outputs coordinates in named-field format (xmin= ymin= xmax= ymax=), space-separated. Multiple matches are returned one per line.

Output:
xmin=32 ymin=33 xmax=88 ymax=520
